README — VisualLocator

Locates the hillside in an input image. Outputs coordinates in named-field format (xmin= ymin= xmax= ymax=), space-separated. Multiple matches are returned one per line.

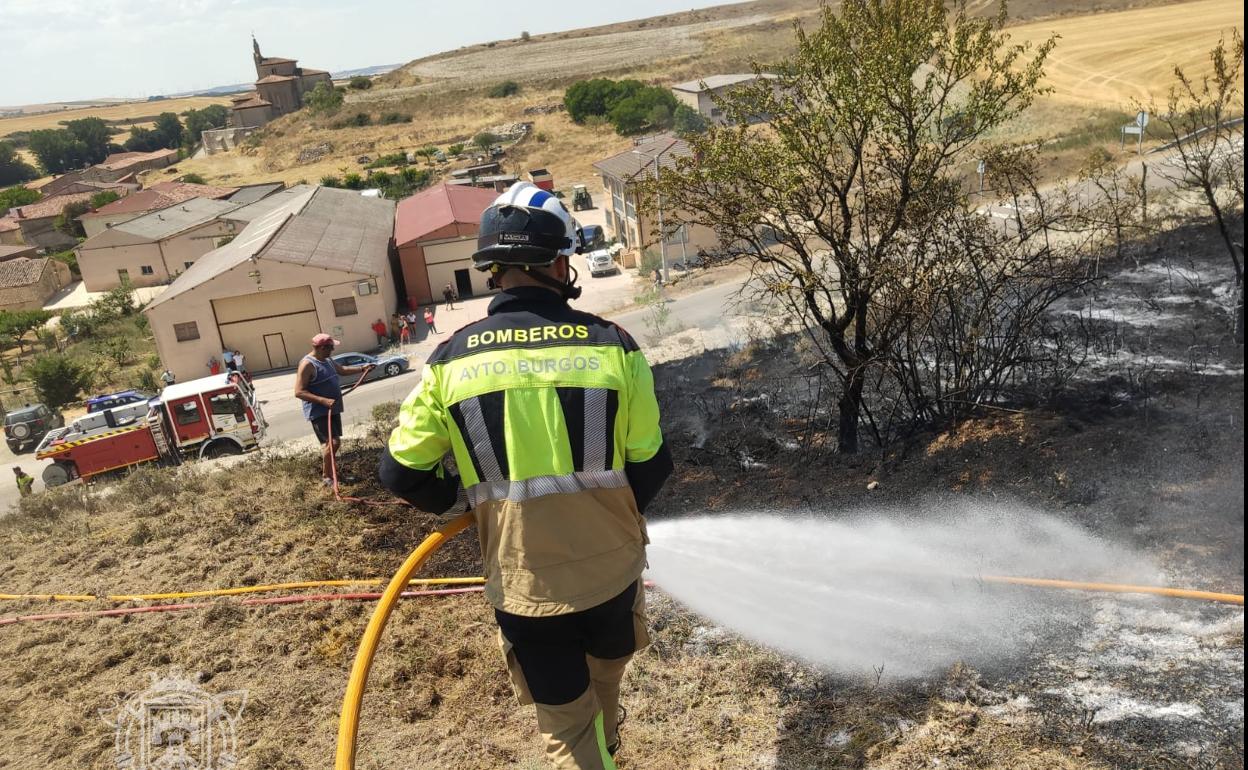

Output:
xmin=0 ymin=210 xmax=1242 ymax=769
xmin=170 ymin=0 xmax=1243 ymax=196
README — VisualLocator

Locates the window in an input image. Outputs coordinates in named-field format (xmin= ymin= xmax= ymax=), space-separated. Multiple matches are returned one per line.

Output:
xmin=140 ymin=265 xmax=155 ymax=275
xmin=209 ymin=392 xmax=245 ymax=420
xmin=332 ymin=297 xmax=358 ymax=317
xmin=175 ymin=400 xmax=202 ymax=426
xmin=173 ymin=322 xmax=200 ymax=342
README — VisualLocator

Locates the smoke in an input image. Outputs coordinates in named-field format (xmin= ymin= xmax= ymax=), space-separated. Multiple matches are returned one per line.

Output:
xmin=645 ymin=502 xmax=1161 ymax=680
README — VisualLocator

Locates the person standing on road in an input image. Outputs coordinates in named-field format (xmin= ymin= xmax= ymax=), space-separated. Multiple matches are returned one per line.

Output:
xmin=380 ymin=182 xmax=672 ymax=769
xmin=423 ymin=307 xmax=439 ymax=334
xmin=442 ymin=283 xmax=457 ymax=309
xmin=295 ymin=333 xmax=373 ymax=487
xmin=13 ymin=467 xmax=34 ymax=498
xmin=398 ymin=315 xmax=411 ymax=347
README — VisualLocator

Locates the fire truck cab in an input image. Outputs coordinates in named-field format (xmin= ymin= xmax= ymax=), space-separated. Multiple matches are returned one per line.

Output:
xmin=36 ymin=373 xmax=265 ymax=487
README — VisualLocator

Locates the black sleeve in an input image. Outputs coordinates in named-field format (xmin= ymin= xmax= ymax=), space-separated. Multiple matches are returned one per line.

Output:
xmin=377 ymin=448 xmax=460 ymax=514
xmin=625 ymin=440 xmax=673 ymax=514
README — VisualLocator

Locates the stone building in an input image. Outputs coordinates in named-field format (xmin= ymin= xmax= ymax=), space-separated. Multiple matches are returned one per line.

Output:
xmin=0 ymin=257 xmax=71 ymax=312
xmin=229 ymin=38 xmax=333 ymax=129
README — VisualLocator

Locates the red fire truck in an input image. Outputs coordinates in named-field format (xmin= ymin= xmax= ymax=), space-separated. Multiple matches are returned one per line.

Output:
xmin=35 ymin=373 xmax=266 ymax=487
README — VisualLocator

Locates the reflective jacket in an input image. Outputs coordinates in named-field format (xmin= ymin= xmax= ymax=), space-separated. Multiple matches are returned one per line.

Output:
xmin=380 ymin=287 xmax=673 ymax=617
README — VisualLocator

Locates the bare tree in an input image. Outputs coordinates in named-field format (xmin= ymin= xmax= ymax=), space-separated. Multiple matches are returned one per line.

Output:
xmin=644 ymin=0 xmax=1053 ymax=452
xmin=1149 ymin=31 xmax=1245 ymax=342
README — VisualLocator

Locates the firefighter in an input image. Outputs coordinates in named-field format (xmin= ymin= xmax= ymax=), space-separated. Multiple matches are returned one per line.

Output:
xmin=379 ymin=182 xmax=672 ymax=768
xmin=295 ymin=333 xmax=373 ymax=486
xmin=13 ymin=467 xmax=34 ymax=498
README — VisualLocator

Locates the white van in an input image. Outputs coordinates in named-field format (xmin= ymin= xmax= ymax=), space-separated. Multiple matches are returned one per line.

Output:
xmin=584 ymin=248 xmax=618 ymax=277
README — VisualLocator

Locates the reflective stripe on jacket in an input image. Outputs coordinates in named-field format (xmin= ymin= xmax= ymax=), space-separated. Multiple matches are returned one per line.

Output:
xmin=383 ymin=287 xmax=670 ymax=617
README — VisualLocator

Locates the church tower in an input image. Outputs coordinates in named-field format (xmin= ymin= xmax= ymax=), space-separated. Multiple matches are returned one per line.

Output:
xmin=252 ymin=35 xmax=263 ymax=77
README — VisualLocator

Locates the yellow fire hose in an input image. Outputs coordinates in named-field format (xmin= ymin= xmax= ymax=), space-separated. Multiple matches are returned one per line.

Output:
xmin=0 ymin=577 xmax=483 ymax=603
xmin=982 ymin=576 xmax=1244 ymax=605
xmin=335 ymin=511 xmax=475 ymax=770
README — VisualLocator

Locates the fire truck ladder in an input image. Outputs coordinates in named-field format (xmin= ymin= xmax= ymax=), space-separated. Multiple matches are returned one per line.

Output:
xmin=147 ymin=411 xmax=181 ymax=467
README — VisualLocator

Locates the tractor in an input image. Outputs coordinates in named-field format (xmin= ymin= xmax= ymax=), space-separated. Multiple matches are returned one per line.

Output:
xmin=571 ymin=184 xmax=593 ymax=211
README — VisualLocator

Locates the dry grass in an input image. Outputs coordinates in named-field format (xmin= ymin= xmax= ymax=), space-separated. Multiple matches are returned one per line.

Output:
xmin=0 ymin=96 xmax=232 ymax=138
xmin=1007 ymin=0 xmax=1245 ymax=108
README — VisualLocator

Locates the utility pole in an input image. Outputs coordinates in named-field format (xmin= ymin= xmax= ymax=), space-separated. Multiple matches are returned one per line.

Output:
xmin=632 ymin=140 xmax=679 ymax=284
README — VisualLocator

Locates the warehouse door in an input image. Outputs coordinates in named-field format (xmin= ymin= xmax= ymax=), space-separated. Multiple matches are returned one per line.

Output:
xmin=213 ymin=286 xmax=319 ymax=372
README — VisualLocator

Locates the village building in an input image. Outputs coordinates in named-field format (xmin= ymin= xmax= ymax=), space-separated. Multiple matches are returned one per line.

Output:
xmin=593 ymin=135 xmax=720 ymax=263
xmin=670 ymin=73 xmax=778 ymax=125
xmin=33 ymin=150 xmax=178 ymax=198
xmin=75 ymin=198 xmax=241 ymax=291
xmin=144 ymin=187 xmax=396 ymax=379
xmin=0 ymin=256 xmax=72 ymax=312
xmin=7 ymin=191 xmax=103 ymax=251
xmin=78 ymin=181 xmax=239 ymax=238
xmin=229 ymin=38 xmax=333 ymax=129
xmin=0 ymin=217 xmax=21 ymax=246
xmin=394 ymin=182 xmax=498 ymax=308
xmin=0 ymin=244 xmax=39 ymax=261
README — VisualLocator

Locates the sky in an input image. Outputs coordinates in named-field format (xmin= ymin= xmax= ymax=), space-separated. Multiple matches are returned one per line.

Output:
xmin=0 ymin=0 xmax=734 ymax=107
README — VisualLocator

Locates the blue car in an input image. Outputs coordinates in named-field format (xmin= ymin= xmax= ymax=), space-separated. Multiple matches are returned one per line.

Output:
xmin=87 ymin=390 xmax=153 ymax=413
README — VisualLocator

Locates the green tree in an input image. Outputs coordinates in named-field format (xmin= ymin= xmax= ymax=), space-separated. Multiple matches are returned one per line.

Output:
xmin=154 ymin=112 xmax=184 ymax=148
xmin=472 ymin=132 xmax=499 ymax=151
xmin=54 ymin=200 xmax=90 ymax=238
xmin=305 ymin=82 xmax=344 ymax=115
xmin=27 ymin=353 xmax=93 ymax=408
xmin=673 ymin=103 xmax=708 ymax=135
xmin=645 ymin=0 xmax=1053 ymax=453
xmin=63 ymin=117 xmax=112 ymax=163
xmin=447 ymin=143 xmax=466 ymax=156
xmin=180 ymin=172 xmax=206 ymax=184
xmin=348 ymin=76 xmax=373 ymax=90
xmin=89 ymin=190 xmax=120 ymax=209
xmin=488 ymin=80 xmax=521 ymax=98
xmin=608 ymin=86 xmax=677 ymax=135
xmin=0 ymin=141 xmax=38 ymax=186
xmin=181 ymin=105 xmax=229 ymax=150
xmin=0 ymin=310 xmax=54 ymax=355
xmin=28 ymin=129 xmax=90 ymax=174
xmin=563 ymin=78 xmax=644 ymax=124
xmin=0 ymin=184 xmax=40 ymax=212
xmin=122 ymin=127 xmax=165 ymax=152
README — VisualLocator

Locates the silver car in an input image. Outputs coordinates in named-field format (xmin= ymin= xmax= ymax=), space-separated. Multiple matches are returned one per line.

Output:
xmin=332 ymin=352 xmax=410 ymax=387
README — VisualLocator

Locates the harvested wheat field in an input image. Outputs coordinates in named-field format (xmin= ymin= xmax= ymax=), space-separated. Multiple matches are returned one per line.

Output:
xmin=1007 ymin=0 xmax=1245 ymax=107
xmin=0 ymin=96 xmax=231 ymax=137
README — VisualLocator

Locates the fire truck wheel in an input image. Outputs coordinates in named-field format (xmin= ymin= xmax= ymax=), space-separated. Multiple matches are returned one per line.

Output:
xmin=42 ymin=462 xmax=73 ymax=487
xmin=202 ymin=441 xmax=243 ymax=460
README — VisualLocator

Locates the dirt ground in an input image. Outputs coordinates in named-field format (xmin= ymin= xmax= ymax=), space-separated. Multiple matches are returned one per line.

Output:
xmin=0 ymin=207 xmax=1242 ymax=768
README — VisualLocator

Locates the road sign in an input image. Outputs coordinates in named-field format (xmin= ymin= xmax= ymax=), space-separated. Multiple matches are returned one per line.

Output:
xmin=1121 ymin=111 xmax=1149 ymax=154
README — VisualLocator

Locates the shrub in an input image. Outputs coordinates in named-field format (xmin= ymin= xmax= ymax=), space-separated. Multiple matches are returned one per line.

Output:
xmin=674 ymin=103 xmax=708 ymax=135
xmin=378 ymin=112 xmax=411 ymax=125
xmin=342 ymin=172 xmax=365 ymax=190
xmin=520 ymin=31 xmax=531 ymax=42
xmin=137 ymin=367 xmax=158 ymax=392
xmin=88 ymin=190 xmax=120 ymax=209
xmin=488 ymin=80 xmax=521 ymax=98
xmin=90 ymin=284 xmax=137 ymax=320
xmin=54 ymin=200 xmax=89 ymax=237
xmin=563 ymin=78 xmax=644 ymax=124
xmin=447 ymin=143 xmax=465 ymax=156
xmin=27 ymin=353 xmax=93 ymax=408
xmin=180 ymin=172 xmax=207 ymax=184
xmin=305 ymin=82 xmax=344 ymax=116
xmin=49 ymin=249 xmax=79 ymax=276
xmin=348 ymin=76 xmax=373 ymax=90
xmin=0 ymin=184 xmax=40 ymax=211
xmin=320 ymin=175 xmax=342 ymax=188
xmin=95 ymin=335 xmax=133 ymax=368
xmin=336 ymin=112 xmax=372 ymax=128
xmin=365 ymin=152 xmax=409 ymax=169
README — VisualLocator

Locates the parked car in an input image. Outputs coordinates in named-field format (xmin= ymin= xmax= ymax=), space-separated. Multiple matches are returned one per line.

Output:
xmin=5 ymin=403 xmax=65 ymax=453
xmin=332 ymin=352 xmax=410 ymax=387
xmin=87 ymin=390 xmax=153 ymax=413
xmin=581 ymin=224 xmax=605 ymax=250
xmin=584 ymin=248 xmax=619 ymax=277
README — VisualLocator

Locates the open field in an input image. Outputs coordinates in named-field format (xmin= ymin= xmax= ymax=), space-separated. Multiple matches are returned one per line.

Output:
xmin=1008 ymin=0 xmax=1245 ymax=107
xmin=0 ymin=96 xmax=231 ymax=138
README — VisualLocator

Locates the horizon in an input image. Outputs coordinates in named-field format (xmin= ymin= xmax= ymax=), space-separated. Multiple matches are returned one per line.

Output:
xmin=0 ymin=0 xmax=733 ymax=107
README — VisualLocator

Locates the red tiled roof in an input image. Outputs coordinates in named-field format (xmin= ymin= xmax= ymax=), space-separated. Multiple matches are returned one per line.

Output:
xmin=260 ymin=57 xmax=296 ymax=64
xmin=97 ymin=148 xmax=177 ymax=171
xmin=395 ymin=182 xmax=498 ymax=247
xmin=232 ymin=98 xmax=272 ymax=109
xmin=256 ymin=74 xmax=296 ymax=84
xmin=81 ymin=181 xmax=238 ymax=218
xmin=11 ymin=191 xmax=96 ymax=221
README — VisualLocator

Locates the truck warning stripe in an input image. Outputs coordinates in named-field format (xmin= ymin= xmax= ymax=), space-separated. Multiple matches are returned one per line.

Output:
xmin=35 ymin=423 xmax=147 ymax=458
